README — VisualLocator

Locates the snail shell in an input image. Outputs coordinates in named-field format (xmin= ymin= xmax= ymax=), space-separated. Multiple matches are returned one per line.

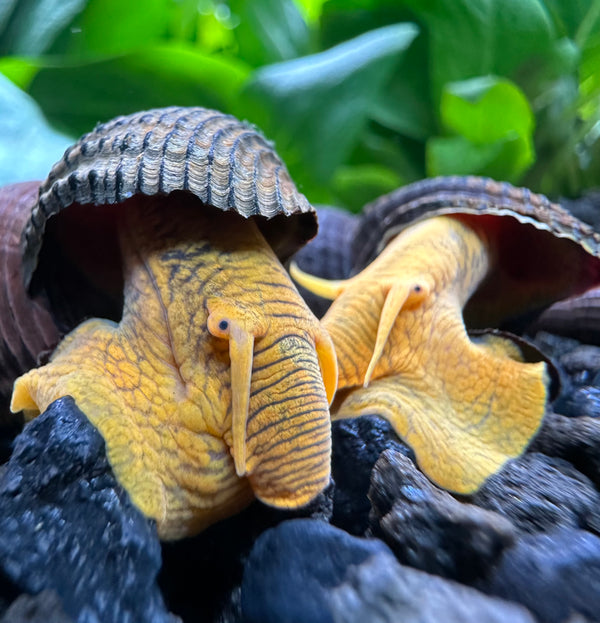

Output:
xmin=1 ymin=106 xmax=318 ymax=414
xmin=350 ymin=176 xmax=600 ymax=328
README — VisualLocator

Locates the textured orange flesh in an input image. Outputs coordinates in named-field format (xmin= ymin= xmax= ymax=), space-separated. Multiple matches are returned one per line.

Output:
xmin=11 ymin=199 xmax=336 ymax=539
xmin=293 ymin=216 xmax=548 ymax=494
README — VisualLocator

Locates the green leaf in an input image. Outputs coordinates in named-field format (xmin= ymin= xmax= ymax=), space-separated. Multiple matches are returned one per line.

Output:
xmin=401 ymin=0 xmax=558 ymax=102
xmin=427 ymin=134 xmax=532 ymax=180
xmin=26 ymin=46 xmax=250 ymax=136
xmin=544 ymin=0 xmax=600 ymax=49
xmin=293 ymin=0 xmax=326 ymax=23
xmin=0 ymin=74 xmax=74 ymax=185
xmin=242 ymin=23 xmax=419 ymax=187
xmin=0 ymin=56 xmax=38 ymax=90
xmin=429 ymin=75 xmax=535 ymax=180
xmin=442 ymin=76 xmax=534 ymax=143
xmin=332 ymin=163 xmax=403 ymax=212
xmin=370 ymin=35 xmax=435 ymax=140
xmin=66 ymin=0 xmax=171 ymax=57
xmin=229 ymin=0 xmax=312 ymax=66
xmin=0 ymin=0 xmax=88 ymax=55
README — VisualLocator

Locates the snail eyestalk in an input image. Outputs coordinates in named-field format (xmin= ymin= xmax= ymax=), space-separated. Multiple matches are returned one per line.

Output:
xmin=363 ymin=279 xmax=430 ymax=387
xmin=207 ymin=299 xmax=269 ymax=477
xmin=289 ymin=262 xmax=348 ymax=300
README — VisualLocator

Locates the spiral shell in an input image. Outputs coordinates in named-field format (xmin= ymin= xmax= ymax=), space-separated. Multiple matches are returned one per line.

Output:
xmin=352 ymin=176 xmax=600 ymax=270
xmin=22 ymin=106 xmax=317 ymax=287
xmin=349 ymin=176 xmax=600 ymax=328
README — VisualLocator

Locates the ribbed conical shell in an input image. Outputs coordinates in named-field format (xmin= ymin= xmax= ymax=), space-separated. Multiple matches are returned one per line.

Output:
xmin=350 ymin=176 xmax=600 ymax=329
xmin=22 ymin=106 xmax=316 ymax=286
xmin=352 ymin=176 xmax=600 ymax=270
xmin=0 ymin=182 xmax=61 ymax=415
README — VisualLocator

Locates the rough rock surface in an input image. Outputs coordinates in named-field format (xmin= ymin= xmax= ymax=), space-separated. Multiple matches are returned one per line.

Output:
xmin=0 ymin=590 xmax=73 ymax=623
xmin=331 ymin=416 xmax=414 ymax=535
xmin=369 ymin=449 xmax=516 ymax=583
xmin=241 ymin=518 xmax=535 ymax=623
xmin=482 ymin=528 xmax=600 ymax=623
xmin=471 ymin=452 xmax=600 ymax=534
xmin=0 ymin=397 xmax=176 ymax=623
xmin=530 ymin=411 xmax=600 ymax=488
xmin=159 ymin=483 xmax=334 ymax=623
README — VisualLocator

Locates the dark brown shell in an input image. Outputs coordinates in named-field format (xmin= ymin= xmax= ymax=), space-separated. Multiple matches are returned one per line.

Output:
xmin=350 ymin=176 xmax=600 ymax=328
xmin=23 ymin=106 xmax=317 ymax=287
xmin=533 ymin=287 xmax=600 ymax=345
xmin=0 ymin=182 xmax=61 ymax=418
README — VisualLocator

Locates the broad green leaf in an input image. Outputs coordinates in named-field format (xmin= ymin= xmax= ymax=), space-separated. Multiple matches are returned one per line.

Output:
xmin=429 ymin=76 xmax=535 ymax=180
xmin=27 ymin=46 xmax=250 ymax=137
xmin=544 ymin=0 xmax=600 ymax=48
xmin=370 ymin=35 xmax=435 ymax=140
xmin=442 ymin=76 xmax=534 ymax=144
xmin=0 ymin=0 xmax=88 ymax=55
xmin=242 ymin=23 xmax=419 ymax=188
xmin=66 ymin=0 xmax=170 ymax=56
xmin=427 ymin=134 xmax=532 ymax=181
xmin=400 ymin=0 xmax=558 ymax=103
xmin=0 ymin=74 xmax=74 ymax=185
xmin=293 ymin=0 xmax=326 ymax=23
xmin=0 ymin=57 xmax=38 ymax=90
xmin=332 ymin=164 xmax=403 ymax=213
xmin=229 ymin=0 xmax=311 ymax=66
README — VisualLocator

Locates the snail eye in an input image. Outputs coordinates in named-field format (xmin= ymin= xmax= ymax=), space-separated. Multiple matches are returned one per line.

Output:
xmin=218 ymin=320 xmax=229 ymax=331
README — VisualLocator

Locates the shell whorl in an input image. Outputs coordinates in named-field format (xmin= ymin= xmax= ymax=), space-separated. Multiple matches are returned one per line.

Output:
xmin=352 ymin=176 xmax=600 ymax=271
xmin=23 ymin=106 xmax=315 ymax=287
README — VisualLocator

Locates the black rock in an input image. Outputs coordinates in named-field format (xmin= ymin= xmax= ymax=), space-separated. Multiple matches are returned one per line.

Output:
xmin=472 ymin=452 xmax=600 ymax=535
xmin=559 ymin=345 xmax=600 ymax=377
xmin=0 ymin=590 xmax=73 ymax=623
xmin=0 ymin=397 xmax=177 ymax=623
xmin=331 ymin=416 xmax=414 ymax=535
xmin=369 ymin=449 xmax=516 ymax=583
xmin=331 ymin=553 xmax=536 ymax=623
xmin=483 ymin=528 xmax=600 ymax=623
xmin=241 ymin=518 xmax=391 ymax=623
xmin=241 ymin=518 xmax=534 ymax=623
xmin=530 ymin=411 xmax=600 ymax=488
xmin=159 ymin=482 xmax=334 ymax=623
xmin=555 ymin=385 xmax=600 ymax=418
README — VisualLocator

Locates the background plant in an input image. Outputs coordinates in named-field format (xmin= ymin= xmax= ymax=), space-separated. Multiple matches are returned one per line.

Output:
xmin=1 ymin=0 xmax=599 ymax=211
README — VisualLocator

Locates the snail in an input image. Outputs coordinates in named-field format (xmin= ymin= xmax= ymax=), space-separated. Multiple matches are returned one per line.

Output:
xmin=292 ymin=176 xmax=600 ymax=494
xmin=3 ymin=106 xmax=337 ymax=539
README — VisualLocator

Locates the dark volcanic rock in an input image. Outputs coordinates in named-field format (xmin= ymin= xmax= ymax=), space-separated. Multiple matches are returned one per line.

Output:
xmin=0 ymin=397 xmax=176 ymax=623
xmin=559 ymin=345 xmax=600 ymax=377
xmin=483 ymin=528 xmax=600 ymax=623
xmin=330 ymin=554 xmax=535 ymax=623
xmin=556 ymin=385 xmax=600 ymax=418
xmin=331 ymin=416 xmax=414 ymax=535
xmin=369 ymin=449 xmax=515 ymax=583
xmin=472 ymin=453 xmax=600 ymax=534
xmin=241 ymin=518 xmax=391 ymax=623
xmin=0 ymin=590 xmax=73 ymax=623
xmin=241 ymin=518 xmax=534 ymax=623
xmin=530 ymin=411 xmax=600 ymax=488
xmin=159 ymin=482 xmax=334 ymax=623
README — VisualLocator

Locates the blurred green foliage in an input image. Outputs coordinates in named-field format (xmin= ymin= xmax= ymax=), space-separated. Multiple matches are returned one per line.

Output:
xmin=1 ymin=0 xmax=599 ymax=210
